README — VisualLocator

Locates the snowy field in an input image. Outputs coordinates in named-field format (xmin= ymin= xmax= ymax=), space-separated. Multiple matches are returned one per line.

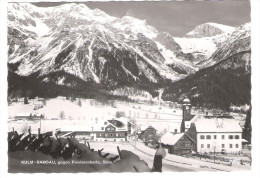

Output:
xmin=8 ymin=97 xmax=246 ymax=134
xmin=8 ymin=97 xmax=183 ymax=134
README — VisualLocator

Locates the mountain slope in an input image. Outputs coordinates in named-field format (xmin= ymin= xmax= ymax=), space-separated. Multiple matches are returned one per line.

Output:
xmin=8 ymin=3 xmax=197 ymax=93
xmin=162 ymin=23 xmax=251 ymax=109
xmin=198 ymin=23 xmax=251 ymax=68
xmin=185 ymin=22 xmax=235 ymax=38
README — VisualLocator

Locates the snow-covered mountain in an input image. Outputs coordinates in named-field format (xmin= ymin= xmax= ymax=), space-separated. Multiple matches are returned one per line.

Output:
xmin=8 ymin=2 xmax=197 ymax=90
xmin=197 ymin=23 xmax=251 ymax=68
xmin=7 ymin=3 xmax=251 ymax=101
xmin=173 ymin=23 xmax=236 ymax=65
xmin=162 ymin=23 xmax=251 ymax=109
xmin=185 ymin=22 xmax=235 ymax=38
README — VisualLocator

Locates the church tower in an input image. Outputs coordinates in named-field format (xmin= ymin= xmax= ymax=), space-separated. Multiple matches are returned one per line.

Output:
xmin=181 ymin=98 xmax=192 ymax=133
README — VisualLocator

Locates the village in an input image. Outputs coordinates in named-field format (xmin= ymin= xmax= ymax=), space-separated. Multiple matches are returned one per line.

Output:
xmin=7 ymin=96 xmax=251 ymax=171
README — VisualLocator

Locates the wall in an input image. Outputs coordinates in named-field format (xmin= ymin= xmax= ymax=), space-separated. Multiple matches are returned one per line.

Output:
xmin=140 ymin=128 xmax=156 ymax=142
xmin=196 ymin=132 xmax=242 ymax=153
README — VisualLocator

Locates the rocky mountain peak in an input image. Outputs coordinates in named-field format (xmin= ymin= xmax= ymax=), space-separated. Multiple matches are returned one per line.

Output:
xmin=185 ymin=22 xmax=235 ymax=38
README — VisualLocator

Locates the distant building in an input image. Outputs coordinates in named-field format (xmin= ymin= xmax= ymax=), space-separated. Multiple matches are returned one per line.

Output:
xmin=15 ymin=113 xmax=31 ymax=120
xmin=161 ymin=132 xmax=195 ymax=157
xmin=15 ymin=112 xmax=43 ymax=120
xmin=30 ymin=112 xmax=44 ymax=120
xmin=59 ymin=117 xmax=132 ymax=142
xmin=138 ymin=125 xmax=157 ymax=142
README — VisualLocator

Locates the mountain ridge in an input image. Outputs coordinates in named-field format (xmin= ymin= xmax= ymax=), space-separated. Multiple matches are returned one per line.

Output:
xmin=7 ymin=3 xmax=251 ymax=109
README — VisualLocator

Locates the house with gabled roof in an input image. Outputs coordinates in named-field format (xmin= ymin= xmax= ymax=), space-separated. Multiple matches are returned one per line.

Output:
xmin=138 ymin=125 xmax=157 ymax=142
xmin=186 ymin=117 xmax=243 ymax=154
xmin=161 ymin=132 xmax=195 ymax=156
xmin=59 ymin=117 xmax=132 ymax=142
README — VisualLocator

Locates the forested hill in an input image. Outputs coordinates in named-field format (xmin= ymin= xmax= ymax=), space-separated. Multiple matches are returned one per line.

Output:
xmin=162 ymin=50 xmax=251 ymax=110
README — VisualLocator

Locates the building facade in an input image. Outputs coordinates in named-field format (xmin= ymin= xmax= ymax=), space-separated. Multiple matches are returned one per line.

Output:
xmin=138 ymin=126 xmax=157 ymax=142
xmin=180 ymin=98 xmax=243 ymax=154
xmin=161 ymin=132 xmax=195 ymax=157
xmin=59 ymin=117 xmax=131 ymax=142
xmin=186 ymin=118 xmax=243 ymax=154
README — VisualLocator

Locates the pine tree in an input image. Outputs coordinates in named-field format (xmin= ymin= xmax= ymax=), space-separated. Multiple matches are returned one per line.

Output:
xmin=242 ymin=108 xmax=251 ymax=144
xmin=24 ymin=96 xmax=29 ymax=104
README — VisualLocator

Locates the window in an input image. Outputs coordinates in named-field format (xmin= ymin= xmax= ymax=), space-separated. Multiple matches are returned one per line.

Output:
xmin=116 ymin=133 xmax=118 ymax=137
xmin=236 ymin=144 xmax=239 ymax=148
xmin=229 ymin=135 xmax=233 ymax=139
xmin=105 ymin=134 xmax=108 ymax=137
xmin=222 ymin=135 xmax=225 ymax=139
xmin=182 ymin=150 xmax=190 ymax=154
xmin=207 ymin=144 xmax=210 ymax=148
xmin=101 ymin=127 xmax=104 ymax=130
xmin=110 ymin=134 xmax=113 ymax=137
xmin=222 ymin=144 xmax=225 ymax=148
xmin=235 ymin=135 xmax=239 ymax=139
xmin=107 ymin=128 xmax=110 ymax=131
xmin=111 ymin=128 xmax=114 ymax=131
xmin=200 ymin=135 xmax=205 ymax=139
xmin=230 ymin=144 xmax=233 ymax=148
xmin=104 ymin=122 xmax=107 ymax=125
xmin=201 ymin=144 xmax=204 ymax=148
xmin=214 ymin=135 xmax=217 ymax=139
xmin=206 ymin=135 xmax=211 ymax=139
xmin=185 ymin=143 xmax=190 ymax=147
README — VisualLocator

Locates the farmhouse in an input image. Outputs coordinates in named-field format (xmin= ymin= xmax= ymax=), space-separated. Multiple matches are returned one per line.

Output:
xmin=15 ymin=112 xmax=43 ymax=120
xmin=161 ymin=132 xmax=195 ymax=157
xmin=15 ymin=113 xmax=31 ymax=120
xmin=58 ymin=117 xmax=132 ymax=142
xmin=138 ymin=125 xmax=157 ymax=142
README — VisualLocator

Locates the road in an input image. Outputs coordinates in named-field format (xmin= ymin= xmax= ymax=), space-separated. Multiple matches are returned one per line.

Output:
xmin=89 ymin=142 xmax=214 ymax=172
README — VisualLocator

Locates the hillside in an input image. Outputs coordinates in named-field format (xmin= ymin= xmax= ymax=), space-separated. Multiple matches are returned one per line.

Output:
xmin=162 ymin=51 xmax=251 ymax=110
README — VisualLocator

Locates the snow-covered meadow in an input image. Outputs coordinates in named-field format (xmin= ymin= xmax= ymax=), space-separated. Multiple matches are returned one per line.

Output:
xmin=8 ymin=97 xmax=246 ymax=134
xmin=8 ymin=97 xmax=183 ymax=134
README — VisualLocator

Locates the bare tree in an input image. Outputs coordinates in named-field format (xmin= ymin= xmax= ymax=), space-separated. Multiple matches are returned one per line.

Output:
xmin=115 ymin=111 xmax=126 ymax=118
xmin=78 ymin=99 xmax=82 ymax=107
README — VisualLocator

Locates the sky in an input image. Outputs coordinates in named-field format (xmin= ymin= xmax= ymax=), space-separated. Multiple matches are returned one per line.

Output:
xmin=32 ymin=0 xmax=251 ymax=37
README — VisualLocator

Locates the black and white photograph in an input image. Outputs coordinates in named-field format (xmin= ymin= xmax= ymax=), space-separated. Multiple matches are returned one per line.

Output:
xmin=0 ymin=0 xmax=259 ymax=176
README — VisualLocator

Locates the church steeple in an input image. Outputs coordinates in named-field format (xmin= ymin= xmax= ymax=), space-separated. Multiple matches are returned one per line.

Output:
xmin=181 ymin=97 xmax=192 ymax=133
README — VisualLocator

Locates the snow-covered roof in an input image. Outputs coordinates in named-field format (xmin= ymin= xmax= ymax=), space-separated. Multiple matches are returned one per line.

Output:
xmin=60 ymin=118 xmax=129 ymax=132
xmin=140 ymin=125 xmax=156 ymax=131
xmin=30 ymin=112 xmax=43 ymax=117
xmin=194 ymin=118 xmax=242 ymax=133
xmin=161 ymin=132 xmax=184 ymax=145
xmin=15 ymin=113 xmax=31 ymax=117
xmin=183 ymin=98 xmax=190 ymax=103
xmin=60 ymin=126 xmax=93 ymax=132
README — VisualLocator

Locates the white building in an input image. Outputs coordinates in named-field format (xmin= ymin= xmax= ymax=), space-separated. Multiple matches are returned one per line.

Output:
xmin=59 ymin=117 xmax=132 ymax=142
xmin=186 ymin=116 xmax=243 ymax=154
